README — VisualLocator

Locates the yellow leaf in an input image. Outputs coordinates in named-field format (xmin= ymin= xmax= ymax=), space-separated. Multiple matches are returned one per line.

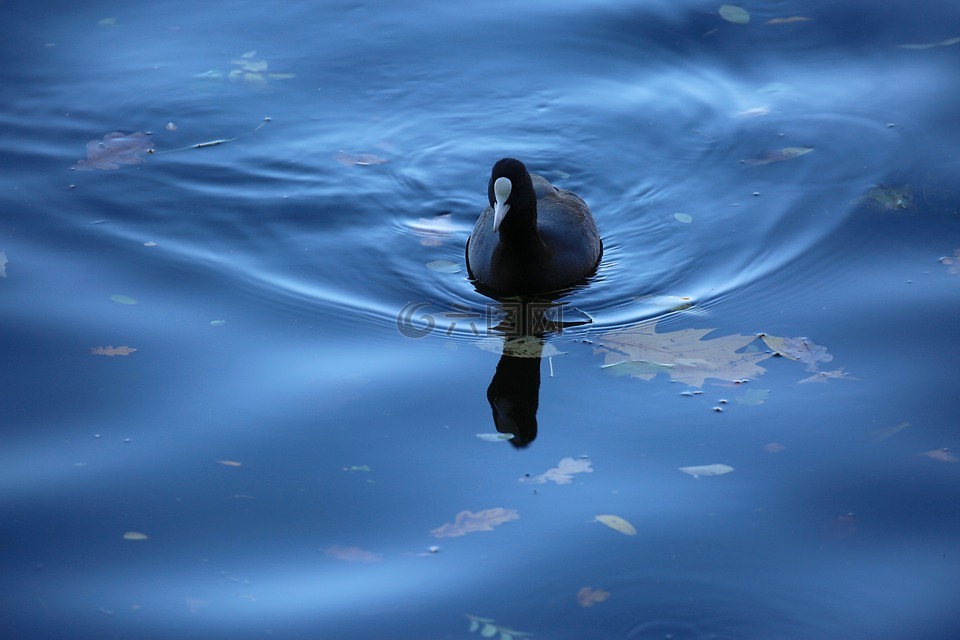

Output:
xmin=595 ymin=514 xmax=637 ymax=536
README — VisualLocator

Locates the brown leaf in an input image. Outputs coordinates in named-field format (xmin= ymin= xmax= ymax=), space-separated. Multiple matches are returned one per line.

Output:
xmin=430 ymin=507 xmax=519 ymax=538
xmin=576 ymin=586 xmax=611 ymax=607
xmin=323 ymin=545 xmax=384 ymax=564
xmin=595 ymin=320 xmax=772 ymax=388
xmin=90 ymin=345 xmax=137 ymax=356
xmin=74 ymin=132 xmax=154 ymax=170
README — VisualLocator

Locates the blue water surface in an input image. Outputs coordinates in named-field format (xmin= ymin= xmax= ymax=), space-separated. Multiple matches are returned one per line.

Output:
xmin=2 ymin=0 xmax=959 ymax=638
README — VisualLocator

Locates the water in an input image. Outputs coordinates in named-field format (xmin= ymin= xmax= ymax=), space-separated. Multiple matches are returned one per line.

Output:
xmin=2 ymin=0 xmax=959 ymax=638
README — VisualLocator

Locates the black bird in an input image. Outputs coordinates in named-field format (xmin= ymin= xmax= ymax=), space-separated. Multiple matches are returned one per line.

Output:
xmin=466 ymin=158 xmax=602 ymax=296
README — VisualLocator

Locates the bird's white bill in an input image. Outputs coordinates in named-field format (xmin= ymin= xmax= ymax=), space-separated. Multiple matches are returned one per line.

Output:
xmin=492 ymin=177 xmax=512 ymax=232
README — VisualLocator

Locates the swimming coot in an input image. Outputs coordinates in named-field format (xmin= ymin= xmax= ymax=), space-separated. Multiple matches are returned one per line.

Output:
xmin=466 ymin=158 xmax=602 ymax=296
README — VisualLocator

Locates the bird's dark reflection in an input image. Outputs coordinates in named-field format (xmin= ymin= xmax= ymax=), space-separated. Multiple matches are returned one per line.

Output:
xmin=483 ymin=297 xmax=590 ymax=448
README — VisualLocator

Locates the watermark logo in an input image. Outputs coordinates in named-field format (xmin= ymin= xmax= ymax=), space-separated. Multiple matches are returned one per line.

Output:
xmin=397 ymin=301 xmax=564 ymax=338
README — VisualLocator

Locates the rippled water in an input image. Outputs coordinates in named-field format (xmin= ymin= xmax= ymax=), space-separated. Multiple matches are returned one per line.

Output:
xmin=3 ymin=0 xmax=959 ymax=638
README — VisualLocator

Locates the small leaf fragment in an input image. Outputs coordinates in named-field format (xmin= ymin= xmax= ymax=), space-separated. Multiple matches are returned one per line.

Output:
xmin=426 ymin=259 xmax=461 ymax=273
xmin=577 ymin=586 xmax=611 ymax=607
xmin=595 ymin=514 xmax=637 ymax=536
xmin=90 ymin=345 xmax=137 ymax=356
xmin=679 ymin=463 xmax=734 ymax=477
xmin=477 ymin=433 xmax=514 ymax=442
xmin=743 ymin=147 xmax=813 ymax=165
xmin=916 ymin=448 xmax=958 ymax=463
xmin=766 ymin=16 xmax=812 ymax=25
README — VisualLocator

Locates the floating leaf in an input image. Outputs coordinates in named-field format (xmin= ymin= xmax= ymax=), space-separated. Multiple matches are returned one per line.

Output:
xmin=90 ymin=345 xmax=137 ymax=356
xmin=431 ymin=508 xmax=519 ymax=538
xmin=898 ymin=36 xmax=960 ymax=50
xmin=595 ymin=320 xmax=773 ymax=388
xmin=521 ymin=457 xmax=593 ymax=485
xmin=595 ymin=514 xmax=637 ymax=536
xmin=210 ymin=320 xmax=226 ymax=327
xmin=123 ymin=531 xmax=148 ymax=540
xmin=323 ymin=545 xmax=384 ymax=564
xmin=761 ymin=335 xmax=832 ymax=372
xmin=766 ymin=16 xmax=812 ymax=25
xmin=743 ymin=147 xmax=813 ymax=165
xmin=334 ymin=152 xmax=388 ymax=166
xmin=859 ymin=184 xmax=915 ymax=213
xmin=74 ymin=132 xmax=154 ymax=171
xmin=719 ymin=5 xmax=750 ymax=24
xmin=577 ymin=586 xmax=611 ymax=607
xmin=673 ymin=212 xmax=693 ymax=223
xmin=476 ymin=433 xmax=514 ymax=442
xmin=798 ymin=367 xmax=857 ymax=384
xmin=465 ymin=615 xmax=532 ymax=639
xmin=916 ymin=448 xmax=958 ymax=463
xmin=679 ymin=463 xmax=734 ymax=477
xmin=216 ymin=459 xmax=242 ymax=467
xmin=939 ymin=249 xmax=960 ymax=275
xmin=870 ymin=421 xmax=911 ymax=442
xmin=426 ymin=259 xmax=461 ymax=273
xmin=110 ymin=294 xmax=138 ymax=305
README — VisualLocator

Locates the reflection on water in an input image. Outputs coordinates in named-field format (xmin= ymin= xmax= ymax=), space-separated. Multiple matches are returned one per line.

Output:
xmin=3 ymin=0 xmax=960 ymax=638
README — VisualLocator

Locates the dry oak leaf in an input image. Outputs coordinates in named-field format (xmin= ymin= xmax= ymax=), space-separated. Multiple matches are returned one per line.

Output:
xmin=595 ymin=320 xmax=773 ymax=388
xmin=90 ymin=345 xmax=137 ymax=356
xmin=431 ymin=507 xmax=519 ymax=538
xmin=74 ymin=132 xmax=154 ymax=170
